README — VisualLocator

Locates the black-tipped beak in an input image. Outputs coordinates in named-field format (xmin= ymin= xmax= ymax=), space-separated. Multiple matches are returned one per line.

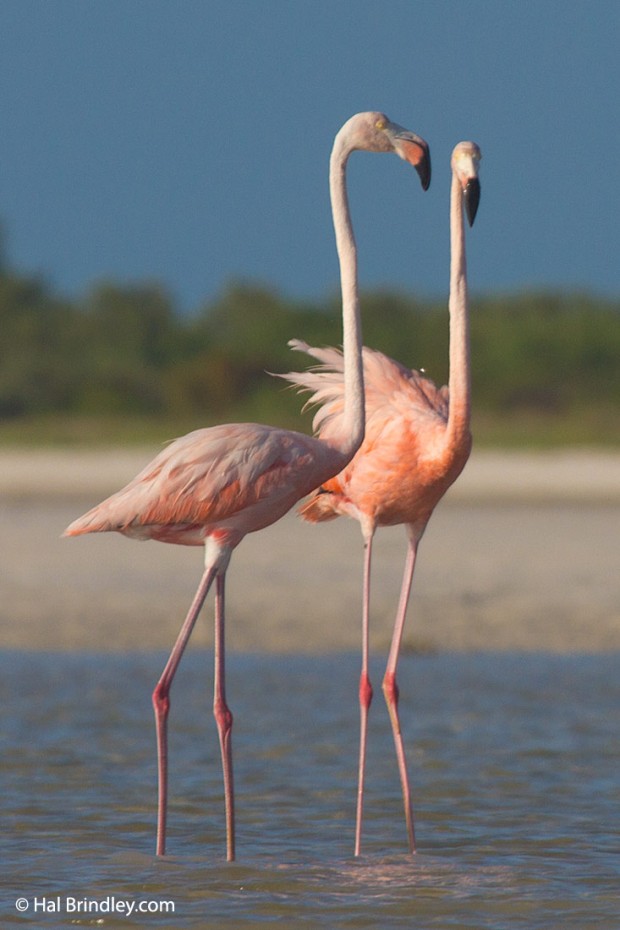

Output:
xmin=390 ymin=125 xmax=431 ymax=191
xmin=416 ymin=145 xmax=431 ymax=192
xmin=464 ymin=177 xmax=480 ymax=226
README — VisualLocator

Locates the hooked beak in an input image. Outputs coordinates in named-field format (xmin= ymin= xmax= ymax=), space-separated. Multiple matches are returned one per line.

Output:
xmin=413 ymin=140 xmax=432 ymax=191
xmin=390 ymin=126 xmax=431 ymax=191
xmin=464 ymin=177 xmax=480 ymax=226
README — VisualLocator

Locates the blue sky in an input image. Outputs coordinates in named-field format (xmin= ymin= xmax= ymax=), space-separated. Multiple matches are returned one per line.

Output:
xmin=0 ymin=0 xmax=618 ymax=311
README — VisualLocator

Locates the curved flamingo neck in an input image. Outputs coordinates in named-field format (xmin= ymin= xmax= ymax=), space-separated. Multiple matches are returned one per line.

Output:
xmin=328 ymin=129 xmax=365 ymax=461
xmin=445 ymin=166 xmax=471 ymax=453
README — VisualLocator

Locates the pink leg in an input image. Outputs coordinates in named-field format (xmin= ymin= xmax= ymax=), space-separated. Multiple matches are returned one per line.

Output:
xmin=355 ymin=533 xmax=374 ymax=856
xmin=213 ymin=573 xmax=235 ymax=862
xmin=382 ymin=528 xmax=420 ymax=854
xmin=152 ymin=565 xmax=217 ymax=857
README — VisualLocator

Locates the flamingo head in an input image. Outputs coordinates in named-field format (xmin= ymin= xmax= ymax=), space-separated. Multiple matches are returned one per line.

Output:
xmin=452 ymin=141 xmax=482 ymax=226
xmin=344 ymin=112 xmax=431 ymax=191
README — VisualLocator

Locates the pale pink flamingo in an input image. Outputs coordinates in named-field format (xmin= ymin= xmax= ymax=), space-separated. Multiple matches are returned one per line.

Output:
xmin=63 ymin=112 xmax=431 ymax=861
xmin=279 ymin=141 xmax=481 ymax=855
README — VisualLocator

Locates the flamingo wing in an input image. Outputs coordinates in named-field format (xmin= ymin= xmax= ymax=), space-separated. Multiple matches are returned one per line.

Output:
xmin=64 ymin=423 xmax=329 ymax=539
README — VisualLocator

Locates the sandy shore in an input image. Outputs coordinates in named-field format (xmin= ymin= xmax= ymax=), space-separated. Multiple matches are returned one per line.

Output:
xmin=2 ymin=446 xmax=620 ymax=502
xmin=1 ymin=448 xmax=619 ymax=653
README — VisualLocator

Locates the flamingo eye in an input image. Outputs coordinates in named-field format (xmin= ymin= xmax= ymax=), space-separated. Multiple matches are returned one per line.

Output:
xmin=375 ymin=118 xmax=386 ymax=130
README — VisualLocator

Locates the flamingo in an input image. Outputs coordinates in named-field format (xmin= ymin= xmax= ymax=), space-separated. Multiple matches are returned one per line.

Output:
xmin=279 ymin=141 xmax=481 ymax=855
xmin=63 ymin=112 xmax=431 ymax=861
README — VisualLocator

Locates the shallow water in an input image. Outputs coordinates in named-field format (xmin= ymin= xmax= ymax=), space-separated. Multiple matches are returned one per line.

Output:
xmin=1 ymin=651 xmax=618 ymax=928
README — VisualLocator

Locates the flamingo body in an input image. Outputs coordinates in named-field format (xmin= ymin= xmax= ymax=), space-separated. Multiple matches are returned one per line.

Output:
xmin=65 ymin=423 xmax=348 ymax=547
xmin=63 ymin=111 xmax=432 ymax=861
xmin=280 ymin=141 xmax=481 ymax=855
xmin=288 ymin=343 xmax=471 ymax=534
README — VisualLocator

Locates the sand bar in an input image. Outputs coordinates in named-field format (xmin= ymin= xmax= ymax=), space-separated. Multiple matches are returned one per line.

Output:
xmin=1 ymin=446 xmax=619 ymax=502
xmin=1 ymin=448 xmax=619 ymax=654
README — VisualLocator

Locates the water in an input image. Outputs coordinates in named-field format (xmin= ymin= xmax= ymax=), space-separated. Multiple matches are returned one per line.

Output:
xmin=1 ymin=651 xmax=618 ymax=928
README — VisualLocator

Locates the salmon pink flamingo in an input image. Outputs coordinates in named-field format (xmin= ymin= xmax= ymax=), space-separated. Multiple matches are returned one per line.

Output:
xmin=64 ymin=112 xmax=431 ymax=861
xmin=280 ymin=141 xmax=481 ymax=855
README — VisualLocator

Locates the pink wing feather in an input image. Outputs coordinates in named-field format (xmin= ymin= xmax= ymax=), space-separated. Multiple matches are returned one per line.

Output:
xmin=279 ymin=339 xmax=449 ymax=441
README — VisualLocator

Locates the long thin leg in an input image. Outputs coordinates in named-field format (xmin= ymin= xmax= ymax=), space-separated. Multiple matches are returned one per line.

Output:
xmin=213 ymin=573 xmax=235 ymax=862
xmin=382 ymin=527 xmax=420 ymax=854
xmin=355 ymin=532 xmax=374 ymax=856
xmin=152 ymin=564 xmax=217 ymax=857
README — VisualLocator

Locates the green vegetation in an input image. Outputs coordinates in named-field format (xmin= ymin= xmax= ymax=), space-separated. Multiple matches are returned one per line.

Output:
xmin=1 ymin=256 xmax=619 ymax=447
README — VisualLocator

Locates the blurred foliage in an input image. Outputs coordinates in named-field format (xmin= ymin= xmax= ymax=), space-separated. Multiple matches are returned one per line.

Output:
xmin=0 ymin=255 xmax=619 ymax=446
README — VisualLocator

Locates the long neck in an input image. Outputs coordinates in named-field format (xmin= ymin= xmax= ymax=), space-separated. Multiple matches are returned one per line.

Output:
xmin=328 ymin=132 xmax=365 ymax=460
xmin=445 ymin=169 xmax=471 ymax=449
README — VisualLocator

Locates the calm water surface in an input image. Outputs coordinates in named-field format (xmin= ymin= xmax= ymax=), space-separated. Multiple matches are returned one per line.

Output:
xmin=1 ymin=651 xmax=618 ymax=928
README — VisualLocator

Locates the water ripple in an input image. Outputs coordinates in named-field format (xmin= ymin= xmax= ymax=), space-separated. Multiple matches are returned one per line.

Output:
xmin=1 ymin=651 xmax=618 ymax=928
